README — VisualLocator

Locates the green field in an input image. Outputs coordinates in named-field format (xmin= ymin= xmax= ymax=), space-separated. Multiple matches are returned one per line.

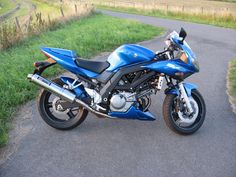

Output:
xmin=98 ymin=5 xmax=236 ymax=29
xmin=0 ymin=13 xmax=164 ymax=145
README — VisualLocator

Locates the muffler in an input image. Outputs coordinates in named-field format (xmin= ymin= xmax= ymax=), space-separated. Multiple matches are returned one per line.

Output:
xmin=27 ymin=74 xmax=76 ymax=102
xmin=27 ymin=74 xmax=112 ymax=118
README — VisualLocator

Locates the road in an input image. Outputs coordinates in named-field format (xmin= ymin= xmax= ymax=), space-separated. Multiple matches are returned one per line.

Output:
xmin=1 ymin=10 xmax=236 ymax=177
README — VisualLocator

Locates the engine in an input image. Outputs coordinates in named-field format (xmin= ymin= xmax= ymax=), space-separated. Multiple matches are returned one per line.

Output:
xmin=110 ymin=92 xmax=136 ymax=112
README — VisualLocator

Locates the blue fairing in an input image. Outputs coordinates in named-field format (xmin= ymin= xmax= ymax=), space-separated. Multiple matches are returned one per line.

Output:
xmin=165 ymin=83 xmax=197 ymax=97
xmin=41 ymin=47 xmax=98 ymax=78
xmin=142 ymin=59 xmax=195 ymax=76
xmin=43 ymin=47 xmax=77 ymax=58
xmin=106 ymin=44 xmax=155 ymax=72
xmin=143 ymin=31 xmax=199 ymax=76
xmin=109 ymin=106 xmax=156 ymax=121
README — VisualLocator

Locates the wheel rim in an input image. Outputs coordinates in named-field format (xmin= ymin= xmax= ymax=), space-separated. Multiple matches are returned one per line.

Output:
xmin=170 ymin=93 xmax=202 ymax=129
xmin=43 ymin=91 xmax=82 ymax=122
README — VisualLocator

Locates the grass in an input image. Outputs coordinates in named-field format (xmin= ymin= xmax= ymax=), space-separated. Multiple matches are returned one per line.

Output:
xmin=0 ymin=13 xmax=164 ymax=146
xmin=0 ymin=0 xmax=16 ymax=15
xmin=98 ymin=5 xmax=236 ymax=29
xmin=228 ymin=59 xmax=236 ymax=112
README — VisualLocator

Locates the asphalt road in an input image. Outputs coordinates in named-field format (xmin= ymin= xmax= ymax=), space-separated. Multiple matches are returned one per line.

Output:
xmin=1 ymin=10 xmax=236 ymax=177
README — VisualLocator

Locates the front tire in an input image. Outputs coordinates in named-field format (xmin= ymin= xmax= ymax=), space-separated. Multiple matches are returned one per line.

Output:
xmin=37 ymin=78 xmax=88 ymax=130
xmin=163 ymin=89 xmax=206 ymax=135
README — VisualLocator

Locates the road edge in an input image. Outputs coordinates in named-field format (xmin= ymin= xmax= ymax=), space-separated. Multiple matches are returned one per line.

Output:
xmin=0 ymin=101 xmax=35 ymax=166
xmin=226 ymin=61 xmax=236 ymax=114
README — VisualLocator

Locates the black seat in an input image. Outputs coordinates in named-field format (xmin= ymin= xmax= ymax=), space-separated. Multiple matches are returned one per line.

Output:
xmin=75 ymin=58 xmax=110 ymax=74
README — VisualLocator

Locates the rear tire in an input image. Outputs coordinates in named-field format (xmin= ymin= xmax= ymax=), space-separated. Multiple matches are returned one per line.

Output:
xmin=37 ymin=78 xmax=88 ymax=130
xmin=163 ymin=89 xmax=206 ymax=135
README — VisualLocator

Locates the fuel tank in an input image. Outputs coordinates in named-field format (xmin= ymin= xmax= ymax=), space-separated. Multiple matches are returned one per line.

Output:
xmin=106 ymin=44 xmax=155 ymax=71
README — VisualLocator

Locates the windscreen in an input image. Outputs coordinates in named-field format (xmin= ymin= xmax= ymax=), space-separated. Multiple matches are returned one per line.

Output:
xmin=168 ymin=31 xmax=196 ymax=60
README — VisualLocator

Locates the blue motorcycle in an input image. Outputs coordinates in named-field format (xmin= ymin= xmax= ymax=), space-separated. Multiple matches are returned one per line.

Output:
xmin=27 ymin=28 xmax=206 ymax=134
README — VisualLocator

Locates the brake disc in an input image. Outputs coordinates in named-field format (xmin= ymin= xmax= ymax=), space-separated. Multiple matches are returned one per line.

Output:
xmin=177 ymin=97 xmax=199 ymax=127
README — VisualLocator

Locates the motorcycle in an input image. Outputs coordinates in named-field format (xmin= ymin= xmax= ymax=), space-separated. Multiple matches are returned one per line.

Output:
xmin=27 ymin=28 xmax=206 ymax=134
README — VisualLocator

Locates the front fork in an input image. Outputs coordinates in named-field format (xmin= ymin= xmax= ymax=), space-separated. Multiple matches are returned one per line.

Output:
xmin=178 ymin=83 xmax=194 ymax=114
xmin=165 ymin=82 xmax=197 ymax=114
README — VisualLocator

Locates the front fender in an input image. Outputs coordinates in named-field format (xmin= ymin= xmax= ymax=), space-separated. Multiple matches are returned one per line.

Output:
xmin=165 ymin=83 xmax=197 ymax=97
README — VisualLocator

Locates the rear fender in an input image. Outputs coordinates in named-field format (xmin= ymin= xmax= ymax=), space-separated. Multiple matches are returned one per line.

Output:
xmin=33 ymin=58 xmax=56 ymax=75
xmin=165 ymin=83 xmax=197 ymax=97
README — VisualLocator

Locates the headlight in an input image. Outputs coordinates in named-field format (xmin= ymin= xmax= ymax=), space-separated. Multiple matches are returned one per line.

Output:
xmin=180 ymin=52 xmax=188 ymax=63
xmin=180 ymin=52 xmax=199 ymax=71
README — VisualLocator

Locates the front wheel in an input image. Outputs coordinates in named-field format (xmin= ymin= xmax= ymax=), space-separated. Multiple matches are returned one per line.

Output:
xmin=163 ymin=89 xmax=206 ymax=135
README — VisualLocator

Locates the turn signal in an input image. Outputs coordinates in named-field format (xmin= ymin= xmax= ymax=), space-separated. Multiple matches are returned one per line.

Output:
xmin=46 ymin=58 xmax=56 ymax=64
xmin=180 ymin=52 xmax=188 ymax=63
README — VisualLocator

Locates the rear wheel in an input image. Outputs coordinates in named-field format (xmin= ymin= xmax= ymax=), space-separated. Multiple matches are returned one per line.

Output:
xmin=37 ymin=78 xmax=88 ymax=130
xmin=163 ymin=89 xmax=206 ymax=135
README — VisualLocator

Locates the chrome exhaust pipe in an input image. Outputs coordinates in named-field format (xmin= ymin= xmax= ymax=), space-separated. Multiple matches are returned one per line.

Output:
xmin=74 ymin=98 xmax=112 ymax=118
xmin=27 ymin=74 xmax=112 ymax=118
xmin=27 ymin=74 xmax=76 ymax=102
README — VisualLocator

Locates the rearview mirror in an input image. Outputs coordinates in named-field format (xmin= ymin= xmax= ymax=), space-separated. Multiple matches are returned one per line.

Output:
xmin=179 ymin=28 xmax=187 ymax=44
